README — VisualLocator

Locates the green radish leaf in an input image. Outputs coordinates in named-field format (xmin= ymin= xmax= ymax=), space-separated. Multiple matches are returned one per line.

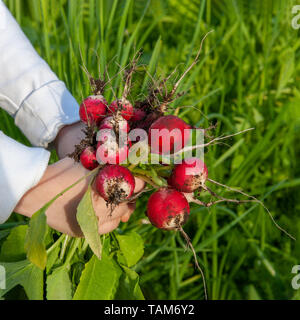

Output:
xmin=76 ymin=187 xmax=102 ymax=259
xmin=46 ymin=266 xmax=72 ymax=300
xmin=25 ymin=208 xmax=48 ymax=270
xmin=73 ymin=254 xmax=121 ymax=300
xmin=46 ymin=244 xmax=61 ymax=275
xmin=115 ymin=266 xmax=145 ymax=300
xmin=0 ymin=260 xmax=43 ymax=300
xmin=117 ymin=251 xmax=127 ymax=266
xmin=115 ymin=232 xmax=144 ymax=267
xmin=0 ymin=225 xmax=28 ymax=262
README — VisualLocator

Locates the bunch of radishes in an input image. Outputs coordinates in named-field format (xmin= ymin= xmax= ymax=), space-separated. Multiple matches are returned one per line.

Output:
xmin=70 ymin=37 xmax=294 ymax=300
xmin=77 ymin=88 xmax=209 ymax=227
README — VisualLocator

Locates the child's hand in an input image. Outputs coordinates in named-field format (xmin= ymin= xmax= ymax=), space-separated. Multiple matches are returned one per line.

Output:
xmin=14 ymin=158 xmax=144 ymax=237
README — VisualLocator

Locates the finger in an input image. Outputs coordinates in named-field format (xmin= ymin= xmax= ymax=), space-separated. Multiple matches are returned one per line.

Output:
xmin=134 ymin=178 xmax=145 ymax=193
xmin=98 ymin=203 xmax=131 ymax=224
xmin=120 ymin=214 xmax=130 ymax=223
xmin=91 ymin=183 xmax=129 ymax=223
xmin=91 ymin=179 xmax=140 ymax=224
xmin=121 ymin=203 xmax=136 ymax=222
xmin=98 ymin=217 xmax=121 ymax=235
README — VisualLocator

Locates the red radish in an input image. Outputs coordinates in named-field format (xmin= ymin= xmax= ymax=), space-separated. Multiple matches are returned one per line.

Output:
xmin=108 ymin=98 xmax=133 ymax=120
xmin=95 ymin=165 xmax=135 ymax=205
xmin=147 ymin=187 xmax=190 ymax=230
xmin=131 ymin=108 xmax=146 ymax=122
xmin=96 ymin=129 xmax=131 ymax=164
xmin=133 ymin=112 xmax=160 ymax=131
xmin=80 ymin=147 xmax=99 ymax=170
xmin=98 ymin=115 xmax=129 ymax=133
xmin=148 ymin=115 xmax=191 ymax=154
xmin=79 ymin=95 xmax=107 ymax=125
xmin=168 ymin=157 xmax=208 ymax=192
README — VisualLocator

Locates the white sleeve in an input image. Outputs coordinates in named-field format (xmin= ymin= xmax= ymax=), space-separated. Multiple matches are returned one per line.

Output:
xmin=0 ymin=131 xmax=50 ymax=223
xmin=0 ymin=0 xmax=80 ymax=148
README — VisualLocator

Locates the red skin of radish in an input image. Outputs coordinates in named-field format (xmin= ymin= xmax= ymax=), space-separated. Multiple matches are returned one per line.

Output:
xmin=147 ymin=187 xmax=190 ymax=230
xmin=80 ymin=147 xmax=99 ymax=170
xmin=79 ymin=95 xmax=107 ymax=125
xmin=168 ymin=157 xmax=208 ymax=193
xmin=134 ymin=112 xmax=160 ymax=131
xmin=95 ymin=165 xmax=135 ymax=202
xmin=130 ymin=111 xmax=158 ymax=131
xmin=96 ymin=129 xmax=131 ymax=164
xmin=108 ymin=99 xmax=133 ymax=120
xmin=98 ymin=116 xmax=129 ymax=133
xmin=131 ymin=108 xmax=147 ymax=122
xmin=148 ymin=115 xmax=191 ymax=154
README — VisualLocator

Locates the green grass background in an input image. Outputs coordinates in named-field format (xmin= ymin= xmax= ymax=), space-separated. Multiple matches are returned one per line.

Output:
xmin=0 ymin=0 xmax=300 ymax=300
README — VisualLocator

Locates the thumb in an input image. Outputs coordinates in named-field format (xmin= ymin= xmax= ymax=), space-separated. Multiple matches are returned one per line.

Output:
xmin=134 ymin=177 xmax=145 ymax=193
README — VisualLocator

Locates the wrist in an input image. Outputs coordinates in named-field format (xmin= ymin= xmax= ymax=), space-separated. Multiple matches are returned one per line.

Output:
xmin=14 ymin=157 xmax=89 ymax=218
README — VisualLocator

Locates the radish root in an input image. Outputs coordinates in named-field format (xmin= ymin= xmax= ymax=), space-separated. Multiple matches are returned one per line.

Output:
xmin=206 ymin=179 xmax=296 ymax=241
xmin=179 ymin=226 xmax=208 ymax=300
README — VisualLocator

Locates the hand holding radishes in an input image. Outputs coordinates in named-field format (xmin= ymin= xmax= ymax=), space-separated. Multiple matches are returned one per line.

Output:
xmin=15 ymin=158 xmax=144 ymax=237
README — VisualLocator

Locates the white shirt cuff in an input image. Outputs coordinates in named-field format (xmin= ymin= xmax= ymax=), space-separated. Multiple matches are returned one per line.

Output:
xmin=0 ymin=131 xmax=50 ymax=223
xmin=14 ymin=80 xmax=80 ymax=148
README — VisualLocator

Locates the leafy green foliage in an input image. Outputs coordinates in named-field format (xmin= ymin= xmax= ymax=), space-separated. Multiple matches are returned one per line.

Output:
xmin=46 ymin=267 xmax=73 ymax=300
xmin=73 ymin=254 xmax=122 ymax=300
xmin=76 ymin=187 xmax=102 ymax=259
xmin=116 ymin=232 xmax=144 ymax=267
xmin=24 ymin=209 xmax=48 ymax=270
xmin=0 ymin=260 xmax=43 ymax=300
xmin=68 ymin=232 xmax=144 ymax=300
xmin=0 ymin=226 xmax=27 ymax=262
xmin=46 ymin=244 xmax=61 ymax=274
xmin=115 ymin=266 xmax=145 ymax=300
